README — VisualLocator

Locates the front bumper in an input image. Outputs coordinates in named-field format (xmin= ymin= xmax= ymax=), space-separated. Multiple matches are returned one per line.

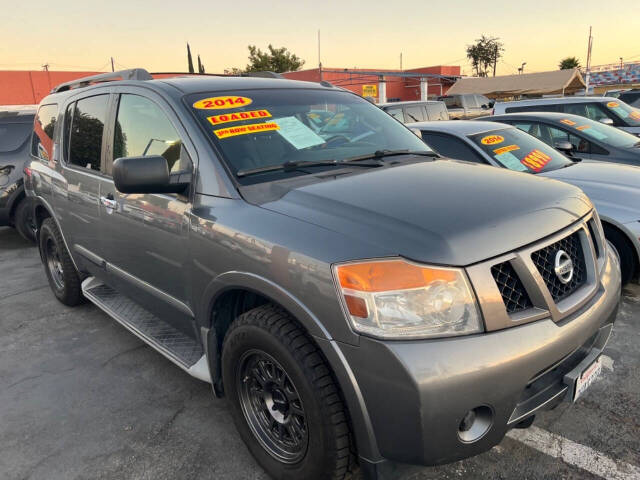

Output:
xmin=340 ymin=247 xmax=620 ymax=469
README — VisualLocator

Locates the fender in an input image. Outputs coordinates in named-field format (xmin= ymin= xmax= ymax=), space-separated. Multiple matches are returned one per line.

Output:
xmin=0 ymin=180 xmax=24 ymax=225
xmin=32 ymin=195 xmax=82 ymax=272
xmin=199 ymin=270 xmax=383 ymax=463
xmin=600 ymin=214 xmax=640 ymax=265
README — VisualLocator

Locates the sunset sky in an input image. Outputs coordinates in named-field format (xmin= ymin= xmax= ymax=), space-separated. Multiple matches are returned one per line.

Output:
xmin=2 ymin=0 xmax=638 ymax=75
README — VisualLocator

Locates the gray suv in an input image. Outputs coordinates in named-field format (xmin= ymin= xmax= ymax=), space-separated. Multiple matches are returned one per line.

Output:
xmin=26 ymin=69 xmax=621 ymax=480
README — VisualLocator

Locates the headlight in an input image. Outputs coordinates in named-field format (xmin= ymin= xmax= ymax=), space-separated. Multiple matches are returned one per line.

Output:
xmin=333 ymin=259 xmax=483 ymax=339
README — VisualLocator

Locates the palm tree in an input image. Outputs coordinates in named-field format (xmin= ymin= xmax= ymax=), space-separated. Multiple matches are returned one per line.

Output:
xmin=559 ymin=57 xmax=581 ymax=70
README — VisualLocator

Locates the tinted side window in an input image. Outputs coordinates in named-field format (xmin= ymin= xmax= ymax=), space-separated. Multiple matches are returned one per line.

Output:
xmin=404 ymin=106 xmax=426 ymax=123
xmin=422 ymin=132 xmax=486 ymax=163
xmin=547 ymin=125 xmax=592 ymax=153
xmin=426 ymin=103 xmax=448 ymax=121
xmin=385 ymin=107 xmax=405 ymax=122
xmin=68 ymin=95 xmax=109 ymax=171
xmin=506 ymin=104 xmax=559 ymax=113
xmin=31 ymin=104 xmax=58 ymax=160
xmin=114 ymin=94 xmax=185 ymax=173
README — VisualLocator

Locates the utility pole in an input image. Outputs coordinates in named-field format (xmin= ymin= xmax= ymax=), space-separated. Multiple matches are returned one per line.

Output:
xmin=493 ymin=44 xmax=498 ymax=77
xmin=585 ymin=26 xmax=593 ymax=94
xmin=318 ymin=29 xmax=323 ymax=82
xmin=620 ymin=57 xmax=623 ymax=70
xmin=42 ymin=63 xmax=49 ymax=72
xmin=111 ymin=57 xmax=115 ymax=72
xmin=400 ymin=52 xmax=402 ymax=71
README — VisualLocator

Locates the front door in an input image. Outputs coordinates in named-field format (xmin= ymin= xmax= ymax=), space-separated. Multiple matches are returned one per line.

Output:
xmin=98 ymin=92 xmax=195 ymax=335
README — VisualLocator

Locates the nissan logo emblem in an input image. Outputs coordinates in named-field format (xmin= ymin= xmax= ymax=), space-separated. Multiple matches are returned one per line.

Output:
xmin=554 ymin=250 xmax=574 ymax=284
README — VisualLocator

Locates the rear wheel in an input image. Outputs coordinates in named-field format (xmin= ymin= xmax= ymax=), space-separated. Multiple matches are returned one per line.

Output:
xmin=603 ymin=225 xmax=637 ymax=285
xmin=222 ymin=304 xmax=352 ymax=480
xmin=13 ymin=198 xmax=36 ymax=242
xmin=39 ymin=218 xmax=83 ymax=306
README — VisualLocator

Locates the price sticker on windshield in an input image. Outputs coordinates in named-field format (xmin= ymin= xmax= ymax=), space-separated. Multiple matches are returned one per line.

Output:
xmin=207 ymin=110 xmax=272 ymax=126
xmin=214 ymin=122 xmax=279 ymax=139
xmin=521 ymin=149 xmax=552 ymax=172
xmin=494 ymin=144 xmax=520 ymax=155
xmin=481 ymin=134 xmax=504 ymax=145
xmin=194 ymin=96 xmax=253 ymax=109
xmin=607 ymin=101 xmax=620 ymax=108
xmin=560 ymin=119 xmax=577 ymax=126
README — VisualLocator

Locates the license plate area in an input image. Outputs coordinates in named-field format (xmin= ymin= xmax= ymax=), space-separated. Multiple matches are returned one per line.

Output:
xmin=565 ymin=355 xmax=602 ymax=402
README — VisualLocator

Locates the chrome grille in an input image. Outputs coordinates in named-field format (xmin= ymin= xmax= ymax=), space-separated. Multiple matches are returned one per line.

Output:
xmin=530 ymin=232 xmax=587 ymax=302
xmin=491 ymin=261 xmax=532 ymax=313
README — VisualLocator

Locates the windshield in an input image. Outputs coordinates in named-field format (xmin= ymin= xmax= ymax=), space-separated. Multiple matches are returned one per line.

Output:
xmin=604 ymin=100 xmax=640 ymax=126
xmin=0 ymin=122 xmax=33 ymax=153
xmin=469 ymin=128 xmax=572 ymax=173
xmin=555 ymin=116 xmax=640 ymax=148
xmin=187 ymin=88 xmax=431 ymax=182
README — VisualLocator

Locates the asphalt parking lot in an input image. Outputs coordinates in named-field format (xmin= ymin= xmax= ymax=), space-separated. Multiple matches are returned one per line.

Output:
xmin=1 ymin=225 xmax=639 ymax=480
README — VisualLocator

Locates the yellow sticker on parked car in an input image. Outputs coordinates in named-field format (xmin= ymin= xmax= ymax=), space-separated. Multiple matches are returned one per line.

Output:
xmin=576 ymin=125 xmax=590 ymax=131
xmin=493 ymin=144 xmax=520 ymax=155
xmin=607 ymin=101 xmax=620 ymax=108
xmin=207 ymin=110 xmax=272 ymax=126
xmin=480 ymin=135 xmax=504 ymax=145
xmin=214 ymin=122 xmax=279 ymax=139
xmin=560 ymin=119 xmax=577 ymax=126
xmin=193 ymin=96 xmax=253 ymax=109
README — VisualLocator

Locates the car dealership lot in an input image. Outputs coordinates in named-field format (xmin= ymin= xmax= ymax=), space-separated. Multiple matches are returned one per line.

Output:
xmin=1 ymin=226 xmax=638 ymax=480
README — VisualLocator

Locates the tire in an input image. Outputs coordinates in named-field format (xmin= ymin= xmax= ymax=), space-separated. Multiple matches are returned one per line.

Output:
xmin=39 ymin=218 xmax=83 ymax=306
xmin=222 ymin=304 xmax=352 ymax=480
xmin=603 ymin=225 xmax=637 ymax=285
xmin=13 ymin=198 xmax=36 ymax=242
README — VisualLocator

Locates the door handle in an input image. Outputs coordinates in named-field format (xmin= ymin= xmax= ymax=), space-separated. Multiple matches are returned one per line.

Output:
xmin=100 ymin=195 xmax=117 ymax=210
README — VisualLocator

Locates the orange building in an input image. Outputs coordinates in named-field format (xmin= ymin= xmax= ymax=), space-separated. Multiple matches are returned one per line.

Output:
xmin=283 ymin=66 xmax=461 ymax=102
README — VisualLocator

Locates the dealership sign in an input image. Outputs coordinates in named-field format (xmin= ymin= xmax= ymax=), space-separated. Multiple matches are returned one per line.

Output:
xmin=362 ymin=85 xmax=378 ymax=97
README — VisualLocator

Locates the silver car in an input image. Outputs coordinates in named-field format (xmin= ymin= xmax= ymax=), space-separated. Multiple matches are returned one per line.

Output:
xmin=411 ymin=120 xmax=640 ymax=284
xmin=493 ymin=97 xmax=640 ymax=136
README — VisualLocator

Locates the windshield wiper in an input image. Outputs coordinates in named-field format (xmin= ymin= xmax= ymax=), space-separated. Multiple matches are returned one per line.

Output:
xmin=341 ymin=149 xmax=438 ymax=163
xmin=236 ymin=159 xmax=380 ymax=178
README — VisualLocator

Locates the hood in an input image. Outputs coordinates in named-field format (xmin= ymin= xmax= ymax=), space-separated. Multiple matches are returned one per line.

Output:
xmin=249 ymin=159 xmax=592 ymax=266
xmin=541 ymin=162 xmax=640 ymax=223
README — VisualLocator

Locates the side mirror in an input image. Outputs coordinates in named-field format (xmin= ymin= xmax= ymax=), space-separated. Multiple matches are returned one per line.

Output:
xmin=113 ymin=155 xmax=190 ymax=194
xmin=599 ymin=117 xmax=614 ymax=126
xmin=554 ymin=141 xmax=574 ymax=154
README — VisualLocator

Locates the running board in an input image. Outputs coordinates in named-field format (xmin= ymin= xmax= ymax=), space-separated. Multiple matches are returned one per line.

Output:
xmin=82 ymin=277 xmax=211 ymax=383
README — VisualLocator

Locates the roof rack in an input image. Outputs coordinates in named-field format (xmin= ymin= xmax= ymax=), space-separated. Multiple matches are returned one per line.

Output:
xmin=51 ymin=68 xmax=153 ymax=93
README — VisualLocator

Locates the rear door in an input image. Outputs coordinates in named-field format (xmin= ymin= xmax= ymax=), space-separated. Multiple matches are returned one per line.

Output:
xmin=98 ymin=90 xmax=196 ymax=334
xmin=56 ymin=93 xmax=112 ymax=271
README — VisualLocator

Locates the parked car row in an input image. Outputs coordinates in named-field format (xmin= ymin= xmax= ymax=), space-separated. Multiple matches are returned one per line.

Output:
xmin=15 ymin=69 xmax=623 ymax=480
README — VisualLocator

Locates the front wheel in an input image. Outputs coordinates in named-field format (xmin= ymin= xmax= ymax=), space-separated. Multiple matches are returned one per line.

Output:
xmin=604 ymin=226 xmax=637 ymax=285
xmin=39 ymin=218 xmax=83 ymax=306
xmin=222 ymin=305 xmax=353 ymax=480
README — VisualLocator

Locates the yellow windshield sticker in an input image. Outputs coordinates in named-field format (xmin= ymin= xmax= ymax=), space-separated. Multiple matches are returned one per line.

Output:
xmin=521 ymin=149 xmax=551 ymax=172
xmin=607 ymin=101 xmax=620 ymax=108
xmin=576 ymin=125 xmax=590 ymax=131
xmin=560 ymin=119 xmax=577 ymax=126
xmin=207 ymin=109 xmax=272 ymax=126
xmin=480 ymin=134 xmax=504 ymax=145
xmin=214 ymin=122 xmax=279 ymax=139
xmin=630 ymin=111 xmax=640 ymax=120
xmin=193 ymin=96 xmax=253 ymax=109
xmin=494 ymin=144 xmax=520 ymax=155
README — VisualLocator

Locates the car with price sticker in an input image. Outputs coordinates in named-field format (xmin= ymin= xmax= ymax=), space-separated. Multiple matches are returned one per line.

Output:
xmin=26 ymin=69 xmax=620 ymax=480
xmin=411 ymin=119 xmax=640 ymax=284
xmin=480 ymin=112 xmax=640 ymax=167
xmin=492 ymin=97 xmax=640 ymax=136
